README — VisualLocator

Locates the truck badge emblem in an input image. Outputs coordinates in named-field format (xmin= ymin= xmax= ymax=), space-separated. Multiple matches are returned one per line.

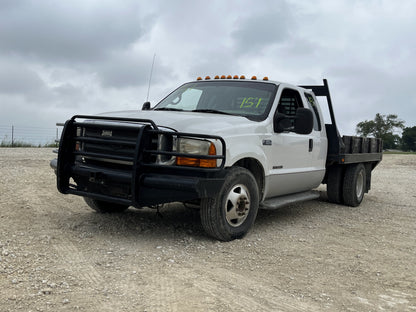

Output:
xmin=101 ymin=130 xmax=112 ymax=137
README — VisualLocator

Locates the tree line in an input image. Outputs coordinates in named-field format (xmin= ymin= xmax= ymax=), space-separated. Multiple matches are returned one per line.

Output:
xmin=356 ymin=113 xmax=416 ymax=151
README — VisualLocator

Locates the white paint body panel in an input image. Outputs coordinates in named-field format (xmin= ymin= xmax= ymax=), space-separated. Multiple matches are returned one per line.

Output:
xmin=98 ymin=80 xmax=328 ymax=202
xmin=98 ymin=110 xmax=270 ymax=169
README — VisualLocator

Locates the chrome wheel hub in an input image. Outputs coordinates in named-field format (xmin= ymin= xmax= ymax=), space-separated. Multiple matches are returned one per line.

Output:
xmin=225 ymin=184 xmax=250 ymax=227
xmin=356 ymin=170 xmax=364 ymax=199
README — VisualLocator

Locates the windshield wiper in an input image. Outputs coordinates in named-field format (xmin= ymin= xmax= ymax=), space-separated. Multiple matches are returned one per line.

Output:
xmin=154 ymin=107 xmax=184 ymax=112
xmin=192 ymin=109 xmax=234 ymax=116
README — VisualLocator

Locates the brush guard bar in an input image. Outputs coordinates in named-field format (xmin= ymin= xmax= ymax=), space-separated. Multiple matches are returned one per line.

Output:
xmin=54 ymin=115 xmax=227 ymax=207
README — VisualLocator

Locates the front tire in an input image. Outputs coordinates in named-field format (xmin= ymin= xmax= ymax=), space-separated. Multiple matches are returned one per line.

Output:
xmin=84 ymin=197 xmax=129 ymax=213
xmin=342 ymin=164 xmax=366 ymax=207
xmin=200 ymin=167 xmax=259 ymax=241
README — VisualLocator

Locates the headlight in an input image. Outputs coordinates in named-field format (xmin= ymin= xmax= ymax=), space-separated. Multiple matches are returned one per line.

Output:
xmin=176 ymin=138 xmax=217 ymax=168
xmin=178 ymin=138 xmax=212 ymax=154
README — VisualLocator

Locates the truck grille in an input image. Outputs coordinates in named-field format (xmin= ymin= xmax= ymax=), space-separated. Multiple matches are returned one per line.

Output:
xmin=56 ymin=115 xmax=226 ymax=207
xmin=76 ymin=124 xmax=156 ymax=168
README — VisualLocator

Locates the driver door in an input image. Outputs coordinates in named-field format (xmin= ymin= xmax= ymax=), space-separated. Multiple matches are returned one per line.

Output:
xmin=265 ymin=88 xmax=323 ymax=198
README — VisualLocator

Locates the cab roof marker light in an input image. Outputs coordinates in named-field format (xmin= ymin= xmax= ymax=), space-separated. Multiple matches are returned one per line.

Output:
xmin=220 ymin=75 xmax=226 ymax=79
xmin=240 ymin=75 xmax=246 ymax=79
xmin=197 ymin=77 xmax=202 ymax=80
xmin=205 ymin=76 xmax=211 ymax=80
xmin=233 ymin=75 xmax=239 ymax=79
xmin=251 ymin=76 xmax=257 ymax=80
xmin=214 ymin=75 xmax=220 ymax=79
xmin=227 ymin=75 xmax=232 ymax=79
xmin=263 ymin=77 xmax=269 ymax=81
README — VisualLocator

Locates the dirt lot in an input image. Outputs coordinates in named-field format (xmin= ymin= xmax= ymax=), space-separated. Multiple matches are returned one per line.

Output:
xmin=0 ymin=148 xmax=415 ymax=311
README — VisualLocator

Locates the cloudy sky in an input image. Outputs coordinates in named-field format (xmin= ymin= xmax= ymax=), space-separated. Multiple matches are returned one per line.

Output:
xmin=0 ymin=0 xmax=415 ymax=142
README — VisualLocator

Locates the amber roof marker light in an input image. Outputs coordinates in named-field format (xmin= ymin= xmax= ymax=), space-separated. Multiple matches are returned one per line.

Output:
xmin=196 ymin=75 xmax=269 ymax=81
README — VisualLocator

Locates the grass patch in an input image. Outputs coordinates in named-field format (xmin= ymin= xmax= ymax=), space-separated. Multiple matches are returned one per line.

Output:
xmin=384 ymin=151 xmax=416 ymax=155
xmin=0 ymin=140 xmax=58 ymax=148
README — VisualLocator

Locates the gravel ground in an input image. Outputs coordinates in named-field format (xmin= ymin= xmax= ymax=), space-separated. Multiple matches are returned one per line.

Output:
xmin=0 ymin=148 xmax=415 ymax=311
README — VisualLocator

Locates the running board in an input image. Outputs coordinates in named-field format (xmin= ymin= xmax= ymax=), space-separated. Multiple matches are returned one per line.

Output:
xmin=260 ymin=190 xmax=320 ymax=210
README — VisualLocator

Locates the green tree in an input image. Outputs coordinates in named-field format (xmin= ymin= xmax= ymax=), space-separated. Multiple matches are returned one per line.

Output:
xmin=356 ymin=113 xmax=404 ymax=149
xmin=401 ymin=126 xmax=416 ymax=151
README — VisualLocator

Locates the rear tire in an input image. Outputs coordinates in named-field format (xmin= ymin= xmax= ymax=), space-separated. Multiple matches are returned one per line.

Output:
xmin=200 ymin=167 xmax=259 ymax=241
xmin=342 ymin=164 xmax=366 ymax=207
xmin=84 ymin=197 xmax=129 ymax=213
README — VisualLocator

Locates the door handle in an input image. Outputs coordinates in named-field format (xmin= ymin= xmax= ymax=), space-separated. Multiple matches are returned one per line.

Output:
xmin=309 ymin=139 xmax=313 ymax=152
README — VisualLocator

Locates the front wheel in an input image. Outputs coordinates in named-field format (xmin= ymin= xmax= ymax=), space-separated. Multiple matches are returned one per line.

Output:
xmin=200 ymin=167 xmax=259 ymax=241
xmin=84 ymin=197 xmax=129 ymax=213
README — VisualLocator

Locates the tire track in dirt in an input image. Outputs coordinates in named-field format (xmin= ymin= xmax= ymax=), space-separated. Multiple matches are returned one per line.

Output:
xmin=141 ymin=269 xmax=181 ymax=312
xmin=3 ymin=149 xmax=416 ymax=311
xmin=184 ymin=266 xmax=321 ymax=312
xmin=138 ymin=265 xmax=321 ymax=312
xmin=52 ymin=241 xmax=111 ymax=311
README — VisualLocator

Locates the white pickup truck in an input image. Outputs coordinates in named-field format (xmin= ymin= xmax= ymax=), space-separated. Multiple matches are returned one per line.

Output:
xmin=51 ymin=77 xmax=382 ymax=241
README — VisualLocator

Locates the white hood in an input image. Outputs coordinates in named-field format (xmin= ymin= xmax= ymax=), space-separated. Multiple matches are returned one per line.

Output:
xmin=97 ymin=110 xmax=265 ymax=136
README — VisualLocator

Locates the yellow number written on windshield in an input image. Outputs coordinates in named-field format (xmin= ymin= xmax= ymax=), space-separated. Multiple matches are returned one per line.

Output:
xmin=240 ymin=97 xmax=262 ymax=108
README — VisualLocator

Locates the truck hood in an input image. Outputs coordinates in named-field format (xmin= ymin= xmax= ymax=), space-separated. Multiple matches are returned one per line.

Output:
xmin=97 ymin=110 xmax=264 ymax=136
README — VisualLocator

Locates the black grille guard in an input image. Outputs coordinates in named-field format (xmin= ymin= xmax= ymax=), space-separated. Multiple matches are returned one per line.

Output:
xmin=56 ymin=115 xmax=226 ymax=207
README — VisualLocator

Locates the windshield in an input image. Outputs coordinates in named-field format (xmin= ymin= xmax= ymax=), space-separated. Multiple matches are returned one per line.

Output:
xmin=154 ymin=81 xmax=278 ymax=121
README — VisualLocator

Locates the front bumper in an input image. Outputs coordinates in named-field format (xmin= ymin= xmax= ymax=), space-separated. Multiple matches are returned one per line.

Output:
xmin=51 ymin=115 xmax=227 ymax=207
xmin=51 ymin=158 xmax=225 ymax=206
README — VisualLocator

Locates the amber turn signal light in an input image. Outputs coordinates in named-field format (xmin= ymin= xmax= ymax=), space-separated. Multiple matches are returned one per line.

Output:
xmin=176 ymin=143 xmax=217 ymax=168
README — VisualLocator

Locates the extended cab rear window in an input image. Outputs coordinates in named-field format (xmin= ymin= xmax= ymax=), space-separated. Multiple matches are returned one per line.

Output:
xmin=154 ymin=81 xmax=278 ymax=121
xmin=304 ymin=92 xmax=322 ymax=131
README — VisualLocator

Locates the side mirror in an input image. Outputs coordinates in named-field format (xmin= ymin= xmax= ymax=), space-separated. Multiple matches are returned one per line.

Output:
xmin=274 ymin=108 xmax=314 ymax=134
xmin=142 ymin=102 xmax=151 ymax=110
xmin=274 ymin=113 xmax=292 ymax=133
xmin=294 ymin=108 xmax=313 ymax=135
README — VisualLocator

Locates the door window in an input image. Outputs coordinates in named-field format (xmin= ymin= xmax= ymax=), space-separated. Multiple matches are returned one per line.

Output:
xmin=276 ymin=89 xmax=304 ymax=130
xmin=304 ymin=93 xmax=322 ymax=131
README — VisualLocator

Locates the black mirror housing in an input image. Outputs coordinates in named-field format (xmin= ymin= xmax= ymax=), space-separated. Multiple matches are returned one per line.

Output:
xmin=142 ymin=102 xmax=151 ymax=110
xmin=294 ymin=108 xmax=313 ymax=135
xmin=274 ymin=108 xmax=314 ymax=134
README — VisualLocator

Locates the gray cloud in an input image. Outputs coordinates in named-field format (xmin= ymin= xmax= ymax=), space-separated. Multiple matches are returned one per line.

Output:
xmin=97 ymin=55 xmax=151 ymax=88
xmin=0 ymin=0 xmax=416 ymax=137
xmin=51 ymin=83 xmax=89 ymax=109
xmin=231 ymin=1 xmax=294 ymax=54
xmin=0 ymin=0 xmax=147 ymax=63
xmin=96 ymin=51 xmax=167 ymax=89
xmin=0 ymin=61 xmax=45 ymax=95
